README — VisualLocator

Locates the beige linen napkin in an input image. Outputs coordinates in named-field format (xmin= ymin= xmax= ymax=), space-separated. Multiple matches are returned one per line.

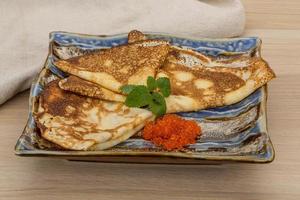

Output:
xmin=0 ymin=0 xmax=245 ymax=105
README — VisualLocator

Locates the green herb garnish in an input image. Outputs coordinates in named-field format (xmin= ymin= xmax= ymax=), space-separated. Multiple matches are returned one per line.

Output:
xmin=120 ymin=84 xmax=137 ymax=94
xmin=156 ymin=77 xmax=171 ymax=97
xmin=120 ymin=76 xmax=171 ymax=117
xmin=146 ymin=76 xmax=157 ymax=91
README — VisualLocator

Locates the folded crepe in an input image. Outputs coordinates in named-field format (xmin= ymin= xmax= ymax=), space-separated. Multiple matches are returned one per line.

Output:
xmin=157 ymin=47 xmax=275 ymax=113
xmin=58 ymin=75 xmax=126 ymax=102
xmin=54 ymin=39 xmax=170 ymax=93
xmin=35 ymin=80 xmax=153 ymax=150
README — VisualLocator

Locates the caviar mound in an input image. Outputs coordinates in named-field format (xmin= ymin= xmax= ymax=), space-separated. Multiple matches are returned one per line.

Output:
xmin=143 ymin=114 xmax=201 ymax=150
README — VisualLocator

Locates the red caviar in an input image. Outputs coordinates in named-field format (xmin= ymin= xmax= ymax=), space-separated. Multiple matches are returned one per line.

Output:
xmin=143 ymin=114 xmax=201 ymax=151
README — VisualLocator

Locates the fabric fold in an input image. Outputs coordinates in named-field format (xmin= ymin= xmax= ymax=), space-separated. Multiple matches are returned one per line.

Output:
xmin=0 ymin=0 xmax=245 ymax=105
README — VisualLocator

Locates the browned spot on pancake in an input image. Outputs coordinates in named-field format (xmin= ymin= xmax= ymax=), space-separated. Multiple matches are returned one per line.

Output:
xmin=59 ymin=76 xmax=107 ymax=99
xmin=38 ymin=81 xmax=106 ymax=140
xmin=195 ymin=70 xmax=245 ymax=91
xmin=167 ymin=49 xmax=181 ymax=61
xmin=41 ymin=80 xmax=85 ymax=117
xmin=164 ymin=63 xmax=245 ymax=99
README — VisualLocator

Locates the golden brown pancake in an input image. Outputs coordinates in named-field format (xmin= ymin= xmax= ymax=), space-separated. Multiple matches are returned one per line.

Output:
xmin=59 ymin=76 xmax=125 ymax=102
xmin=54 ymin=40 xmax=170 ymax=93
xmin=35 ymin=80 xmax=153 ymax=150
xmin=158 ymin=53 xmax=275 ymax=113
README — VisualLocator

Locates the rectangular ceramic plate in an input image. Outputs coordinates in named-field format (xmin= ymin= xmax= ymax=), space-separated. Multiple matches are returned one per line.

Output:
xmin=15 ymin=32 xmax=275 ymax=164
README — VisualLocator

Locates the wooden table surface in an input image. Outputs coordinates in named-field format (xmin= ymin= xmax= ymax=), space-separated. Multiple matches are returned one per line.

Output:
xmin=1 ymin=1 xmax=300 ymax=199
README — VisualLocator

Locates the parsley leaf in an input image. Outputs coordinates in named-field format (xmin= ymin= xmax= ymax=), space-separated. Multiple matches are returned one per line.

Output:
xmin=157 ymin=77 xmax=171 ymax=97
xmin=124 ymin=85 xmax=152 ymax=107
xmin=147 ymin=76 xmax=157 ymax=91
xmin=120 ymin=85 xmax=137 ymax=94
xmin=150 ymin=92 xmax=166 ymax=117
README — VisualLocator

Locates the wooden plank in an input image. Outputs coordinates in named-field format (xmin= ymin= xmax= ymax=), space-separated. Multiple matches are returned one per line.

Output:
xmin=242 ymin=0 xmax=300 ymax=29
